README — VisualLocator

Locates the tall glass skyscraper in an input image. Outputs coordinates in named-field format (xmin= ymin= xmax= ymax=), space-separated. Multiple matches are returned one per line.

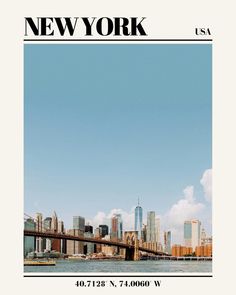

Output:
xmin=135 ymin=199 xmax=143 ymax=239
xmin=147 ymin=211 xmax=156 ymax=242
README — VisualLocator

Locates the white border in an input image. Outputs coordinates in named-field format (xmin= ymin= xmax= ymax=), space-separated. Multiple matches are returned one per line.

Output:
xmin=1 ymin=0 xmax=236 ymax=293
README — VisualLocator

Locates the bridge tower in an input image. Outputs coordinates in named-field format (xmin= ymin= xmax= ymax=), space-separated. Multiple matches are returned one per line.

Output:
xmin=124 ymin=231 xmax=140 ymax=261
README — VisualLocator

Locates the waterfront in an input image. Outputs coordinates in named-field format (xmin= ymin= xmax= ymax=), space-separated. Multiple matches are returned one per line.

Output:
xmin=24 ymin=259 xmax=212 ymax=273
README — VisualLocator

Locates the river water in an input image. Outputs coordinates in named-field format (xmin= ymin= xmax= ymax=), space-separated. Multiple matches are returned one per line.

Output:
xmin=24 ymin=259 xmax=212 ymax=273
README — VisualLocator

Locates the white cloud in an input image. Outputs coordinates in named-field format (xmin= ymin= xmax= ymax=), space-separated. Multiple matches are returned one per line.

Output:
xmin=90 ymin=208 xmax=135 ymax=231
xmin=200 ymin=169 xmax=212 ymax=202
xmin=183 ymin=186 xmax=195 ymax=203
xmin=162 ymin=185 xmax=205 ymax=244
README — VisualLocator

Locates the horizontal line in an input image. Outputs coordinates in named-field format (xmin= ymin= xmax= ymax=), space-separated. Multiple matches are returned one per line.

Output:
xmin=24 ymin=275 xmax=213 ymax=278
xmin=24 ymin=39 xmax=213 ymax=42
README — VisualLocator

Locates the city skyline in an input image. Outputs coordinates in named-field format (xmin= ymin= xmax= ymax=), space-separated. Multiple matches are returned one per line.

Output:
xmin=25 ymin=211 xmax=210 ymax=237
xmin=25 ymin=190 xmax=211 ymax=246
xmin=25 ymin=168 xmax=212 ymax=245
xmin=25 ymin=207 xmax=212 ymax=258
xmin=25 ymin=44 xmax=212 ymax=245
xmin=24 ymin=207 xmax=212 ymax=261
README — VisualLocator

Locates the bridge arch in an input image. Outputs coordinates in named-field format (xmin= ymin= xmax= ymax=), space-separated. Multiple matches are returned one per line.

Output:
xmin=124 ymin=231 xmax=139 ymax=261
xmin=124 ymin=231 xmax=138 ymax=246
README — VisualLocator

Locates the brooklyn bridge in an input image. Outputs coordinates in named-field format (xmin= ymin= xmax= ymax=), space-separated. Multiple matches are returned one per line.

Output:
xmin=24 ymin=211 xmax=170 ymax=261
xmin=24 ymin=229 xmax=169 ymax=261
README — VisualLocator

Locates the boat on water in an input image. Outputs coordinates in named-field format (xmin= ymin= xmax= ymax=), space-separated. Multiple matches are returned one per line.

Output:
xmin=24 ymin=259 xmax=56 ymax=266
xmin=67 ymin=254 xmax=87 ymax=260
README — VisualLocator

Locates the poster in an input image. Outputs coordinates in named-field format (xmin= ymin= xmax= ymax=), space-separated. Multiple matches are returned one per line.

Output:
xmin=1 ymin=0 xmax=235 ymax=293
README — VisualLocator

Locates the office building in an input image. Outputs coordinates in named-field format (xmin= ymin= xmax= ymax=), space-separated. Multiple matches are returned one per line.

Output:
xmin=24 ymin=218 xmax=36 ymax=257
xmin=51 ymin=211 xmax=60 ymax=252
xmin=94 ymin=228 xmax=102 ymax=253
xmin=42 ymin=217 xmax=52 ymax=251
xmin=195 ymin=244 xmax=212 ymax=257
xmin=201 ymin=228 xmax=212 ymax=246
xmin=155 ymin=217 xmax=161 ymax=244
xmin=117 ymin=214 xmax=123 ymax=240
xmin=172 ymin=244 xmax=193 ymax=257
xmin=73 ymin=216 xmax=85 ymax=231
xmin=43 ymin=217 xmax=52 ymax=230
xmin=84 ymin=232 xmax=95 ymax=254
xmin=51 ymin=211 xmax=58 ymax=232
xmin=141 ymin=224 xmax=147 ymax=242
xmin=184 ymin=219 xmax=201 ymax=251
xmin=58 ymin=220 xmax=65 ymax=253
xmin=58 ymin=220 xmax=64 ymax=233
xmin=35 ymin=213 xmax=43 ymax=252
xmin=111 ymin=214 xmax=123 ymax=241
xmin=85 ymin=225 xmax=93 ymax=234
xmin=45 ymin=239 xmax=52 ymax=252
xmin=146 ymin=211 xmax=156 ymax=242
xmin=66 ymin=229 xmax=84 ymax=255
xmin=164 ymin=231 xmax=171 ymax=255
xmin=99 ymin=225 xmax=109 ymax=237
xmin=134 ymin=199 xmax=143 ymax=239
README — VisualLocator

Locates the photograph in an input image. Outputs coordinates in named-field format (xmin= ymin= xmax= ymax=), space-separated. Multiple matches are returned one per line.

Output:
xmin=24 ymin=43 xmax=212 ymax=273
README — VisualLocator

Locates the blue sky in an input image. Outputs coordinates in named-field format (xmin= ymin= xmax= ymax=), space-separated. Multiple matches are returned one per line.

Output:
xmin=24 ymin=44 xmax=212 ymax=240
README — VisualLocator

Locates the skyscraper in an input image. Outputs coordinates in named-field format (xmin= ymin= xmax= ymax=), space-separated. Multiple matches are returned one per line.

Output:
xmin=24 ymin=218 xmax=36 ymax=257
xmin=184 ymin=220 xmax=192 ymax=247
xmin=43 ymin=217 xmax=52 ymax=251
xmin=51 ymin=211 xmax=58 ymax=232
xmin=67 ymin=216 xmax=85 ymax=255
xmin=155 ymin=217 xmax=161 ymax=244
xmin=35 ymin=212 xmax=43 ymax=231
xmin=164 ymin=231 xmax=171 ymax=254
xmin=141 ymin=224 xmax=147 ymax=242
xmin=58 ymin=220 xmax=66 ymax=253
xmin=111 ymin=215 xmax=118 ymax=240
xmin=84 ymin=231 xmax=95 ymax=254
xmin=66 ymin=229 xmax=84 ymax=255
xmin=184 ymin=219 xmax=201 ymax=251
xmin=146 ymin=211 xmax=156 ymax=242
xmin=134 ymin=199 xmax=143 ymax=239
xmin=85 ymin=224 xmax=93 ymax=234
xmin=99 ymin=225 xmax=109 ymax=237
xmin=200 ymin=228 xmax=212 ymax=246
xmin=51 ymin=211 xmax=60 ymax=252
xmin=117 ymin=214 xmax=123 ymax=240
xmin=58 ymin=220 xmax=64 ymax=233
xmin=111 ymin=214 xmax=123 ymax=241
xmin=73 ymin=216 xmax=85 ymax=231
xmin=43 ymin=217 xmax=52 ymax=230
xmin=35 ymin=213 xmax=43 ymax=252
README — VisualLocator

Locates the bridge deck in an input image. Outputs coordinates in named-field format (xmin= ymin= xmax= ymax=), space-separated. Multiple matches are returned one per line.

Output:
xmin=24 ymin=230 xmax=168 ymax=256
